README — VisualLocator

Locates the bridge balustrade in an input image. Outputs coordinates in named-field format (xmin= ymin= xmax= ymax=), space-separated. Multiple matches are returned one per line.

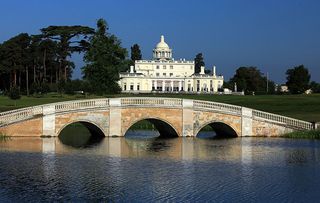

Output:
xmin=0 ymin=106 xmax=43 ymax=126
xmin=120 ymin=98 xmax=182 ymax=107
xmin=193 ymin=100 xmax=242 ymax=115
xmin=55 ymin=99 xmax=109 ymax=113
xmin=252 ymin=110 xmax=313 ymax=130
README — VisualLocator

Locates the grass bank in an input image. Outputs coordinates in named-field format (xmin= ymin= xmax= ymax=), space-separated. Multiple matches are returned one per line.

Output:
xmin=282 ymin=130 xmax=320 ymax=139
xmin=0 ymin=93 xmax=319 ymax=122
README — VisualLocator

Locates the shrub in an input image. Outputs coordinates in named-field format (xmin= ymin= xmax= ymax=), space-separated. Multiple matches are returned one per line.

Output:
xmin=57 ymin=80 xmax=66 ymax=94
xmin=9 ymin=86 xmax=21 ymax=100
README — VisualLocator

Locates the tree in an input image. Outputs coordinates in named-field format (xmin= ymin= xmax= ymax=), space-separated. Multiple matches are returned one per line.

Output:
xmin=9 ymin=86 xmax=21 ymax=106
xmin=82 ymin=18 xmax=127 ymax=94
xmin=310 ymin=81 xmax=320 ymax=93
xmin=38 ymin=38 xmax=58 ymax=83
xmin=131 ymin=44 xmax=142 ymax=62
xmin=229 ymin=66 xmax=275 ymax=94
xmin=128 ymin=43 xmax=142 ymax=70
xmin=0 ymin=33 xmax=31 ymax=90
xmin=286 ymin=65 xmax=310 ymax=94
xmin=194 ymin=53 xmax=205 ymax=74
xmin=41 ymin=25 xmax=94 ymax=81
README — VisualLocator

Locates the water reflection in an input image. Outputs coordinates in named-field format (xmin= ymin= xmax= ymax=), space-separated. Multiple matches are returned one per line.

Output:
xmin=0 ymin=136 xmax=319 ymax=164
xmin=0 ymin=136 xmax=233 ymax=160
xmin=2 ymin=137 xmax=320 ymax=202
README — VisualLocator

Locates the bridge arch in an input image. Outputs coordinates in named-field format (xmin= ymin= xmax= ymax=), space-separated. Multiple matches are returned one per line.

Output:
xmin=123 ymin=117 xmax=180 ymax=138
xmin=195 ymin=121 xmax=238 ymax=138
xmin=57 ymin=120 xmax=106 ymax=138
xmin=57 ymin=120 xmax=106 ymax=147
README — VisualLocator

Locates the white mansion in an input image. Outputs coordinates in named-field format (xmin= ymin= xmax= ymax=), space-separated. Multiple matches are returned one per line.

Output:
xmin=119 ymin=35 xmax=224 ymax=93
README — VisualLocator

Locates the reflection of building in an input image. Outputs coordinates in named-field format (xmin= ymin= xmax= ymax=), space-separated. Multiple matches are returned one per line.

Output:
xmin=119 ymin=35 xmax=224 ymax=93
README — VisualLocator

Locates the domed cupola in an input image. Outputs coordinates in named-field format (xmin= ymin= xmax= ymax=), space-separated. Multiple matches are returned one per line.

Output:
xmin=153 ymin=35 xmax=172 ymax=60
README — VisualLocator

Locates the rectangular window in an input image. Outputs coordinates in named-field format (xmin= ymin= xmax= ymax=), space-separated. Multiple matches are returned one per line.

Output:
xmin=156 ymin=65 xmax=159 ymax=69
xmin=163 ymin=73 xmax=166 ymax=76
xmin=124 ymin=83 xmax=127 ymax=90
xmin=130 ymin=85 xmax=134 ymax=90
xmin=170 ymin=73 xmax=173 ymax=77
xmin=137 ymin=84 xmax=140 ymax=91
xmin=163 ymin=65 xmax=166 ymax=69
xmin=170 ymin=65 xmax=173 ymax=69
xmin=156 ymin=73 xmax=160 ymax=76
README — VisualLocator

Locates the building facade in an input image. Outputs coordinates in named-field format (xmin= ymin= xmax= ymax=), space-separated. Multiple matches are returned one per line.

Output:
xmin=119 ymin=35 xmax=224 ymax=93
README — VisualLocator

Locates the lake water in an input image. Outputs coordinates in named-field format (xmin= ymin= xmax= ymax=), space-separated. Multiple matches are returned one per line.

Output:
xmin=1 ymin=132 xmax=320 ymax=202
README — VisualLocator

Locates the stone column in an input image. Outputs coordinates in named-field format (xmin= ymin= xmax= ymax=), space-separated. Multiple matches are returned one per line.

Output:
xmin=179 ymin=81 xmax=182 ymax=91
xmin=182 ymin=99 xmax=194 ymax=137
xmin=241 ymin=107 xmax=253 ymax=136
xmin=42 ymin=105 xmax=55 ymax=136
xmin=171 ymin=80 xmax=174 ymax=92
xmin=109 ymin=98 xmax=122 ymax=136
xmin=162 ymin=80 xmax=165 ymax=92
xmin=155 ymin=80 xmax=157 ymax=90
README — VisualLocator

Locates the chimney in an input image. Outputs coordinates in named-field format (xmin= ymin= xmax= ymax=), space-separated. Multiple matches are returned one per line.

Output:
xmin=200 ymin=66 xmax=205 ymax=74
xmin=213 ymin=66 xmax=216 ymax=77
xmin=130 ymin=65 xmax=134 ymax=73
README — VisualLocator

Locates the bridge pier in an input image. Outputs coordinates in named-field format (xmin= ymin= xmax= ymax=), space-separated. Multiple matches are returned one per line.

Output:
xmin=109 ymin=98 xmax=122 ymax=136
xmin=182 ymin=99 xmax=194 ymax=136
xmin=241 ymin=107 xmax=253 ymax=136
xmin=43 ymin=105 xmax=56 ymax=136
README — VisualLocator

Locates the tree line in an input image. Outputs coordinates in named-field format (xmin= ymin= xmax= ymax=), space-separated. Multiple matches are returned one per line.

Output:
xmin=0 ymin=18 xmax=319 ymax=96
xmin=0 ymin=25 xmax=96 ymax=94
xmin=194 ymin=53 xmax=319 ymax=95
xmin=0 ymin=18 xmax=133 ymax=96
xmin=223 ymin=64 xmax=319 ymax=95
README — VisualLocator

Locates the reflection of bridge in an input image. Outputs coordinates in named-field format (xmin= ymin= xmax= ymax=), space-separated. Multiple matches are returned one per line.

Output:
xmin=0 ymin=137 xmax=248 ymax=161
xmin=0 ymin=97 xmax=317 ymax=137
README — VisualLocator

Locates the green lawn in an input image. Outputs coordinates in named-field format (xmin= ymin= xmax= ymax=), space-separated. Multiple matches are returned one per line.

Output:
xmin=1 ymin=93 xmax=319 ymax=122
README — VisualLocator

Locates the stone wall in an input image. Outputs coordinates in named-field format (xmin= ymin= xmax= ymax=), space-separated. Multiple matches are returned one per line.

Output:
xmin=252 ymin=119 xmax=293 ymax=136
xmin=0 ymin=117 xmax=43 ymax=137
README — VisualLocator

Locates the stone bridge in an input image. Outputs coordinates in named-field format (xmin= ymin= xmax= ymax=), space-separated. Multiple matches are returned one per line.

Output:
xmin=0 ymin=97 xmax=316 ymax=138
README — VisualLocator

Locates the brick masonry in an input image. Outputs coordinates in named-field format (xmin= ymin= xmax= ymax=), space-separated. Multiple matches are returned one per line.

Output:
xmin=0 ymin=117 xmax=43 ymax=137
xmin=252 ymin=119 xmax=293 ymax=136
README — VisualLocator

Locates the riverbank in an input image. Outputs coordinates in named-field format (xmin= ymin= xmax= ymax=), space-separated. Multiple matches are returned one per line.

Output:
xmin=0 ymin=93 xmax=319 ymax=122
xmin=283 ymin=130 xmax=320 ymax=139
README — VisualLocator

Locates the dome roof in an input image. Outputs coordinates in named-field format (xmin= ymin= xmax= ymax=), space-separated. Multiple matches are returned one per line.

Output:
xmin=155 ymin=35 xmax=170 ymax=49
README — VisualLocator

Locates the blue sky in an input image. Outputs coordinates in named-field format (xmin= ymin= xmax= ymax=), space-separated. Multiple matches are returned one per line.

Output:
xmin=0 ymin=0 xmax=319 ymax=83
